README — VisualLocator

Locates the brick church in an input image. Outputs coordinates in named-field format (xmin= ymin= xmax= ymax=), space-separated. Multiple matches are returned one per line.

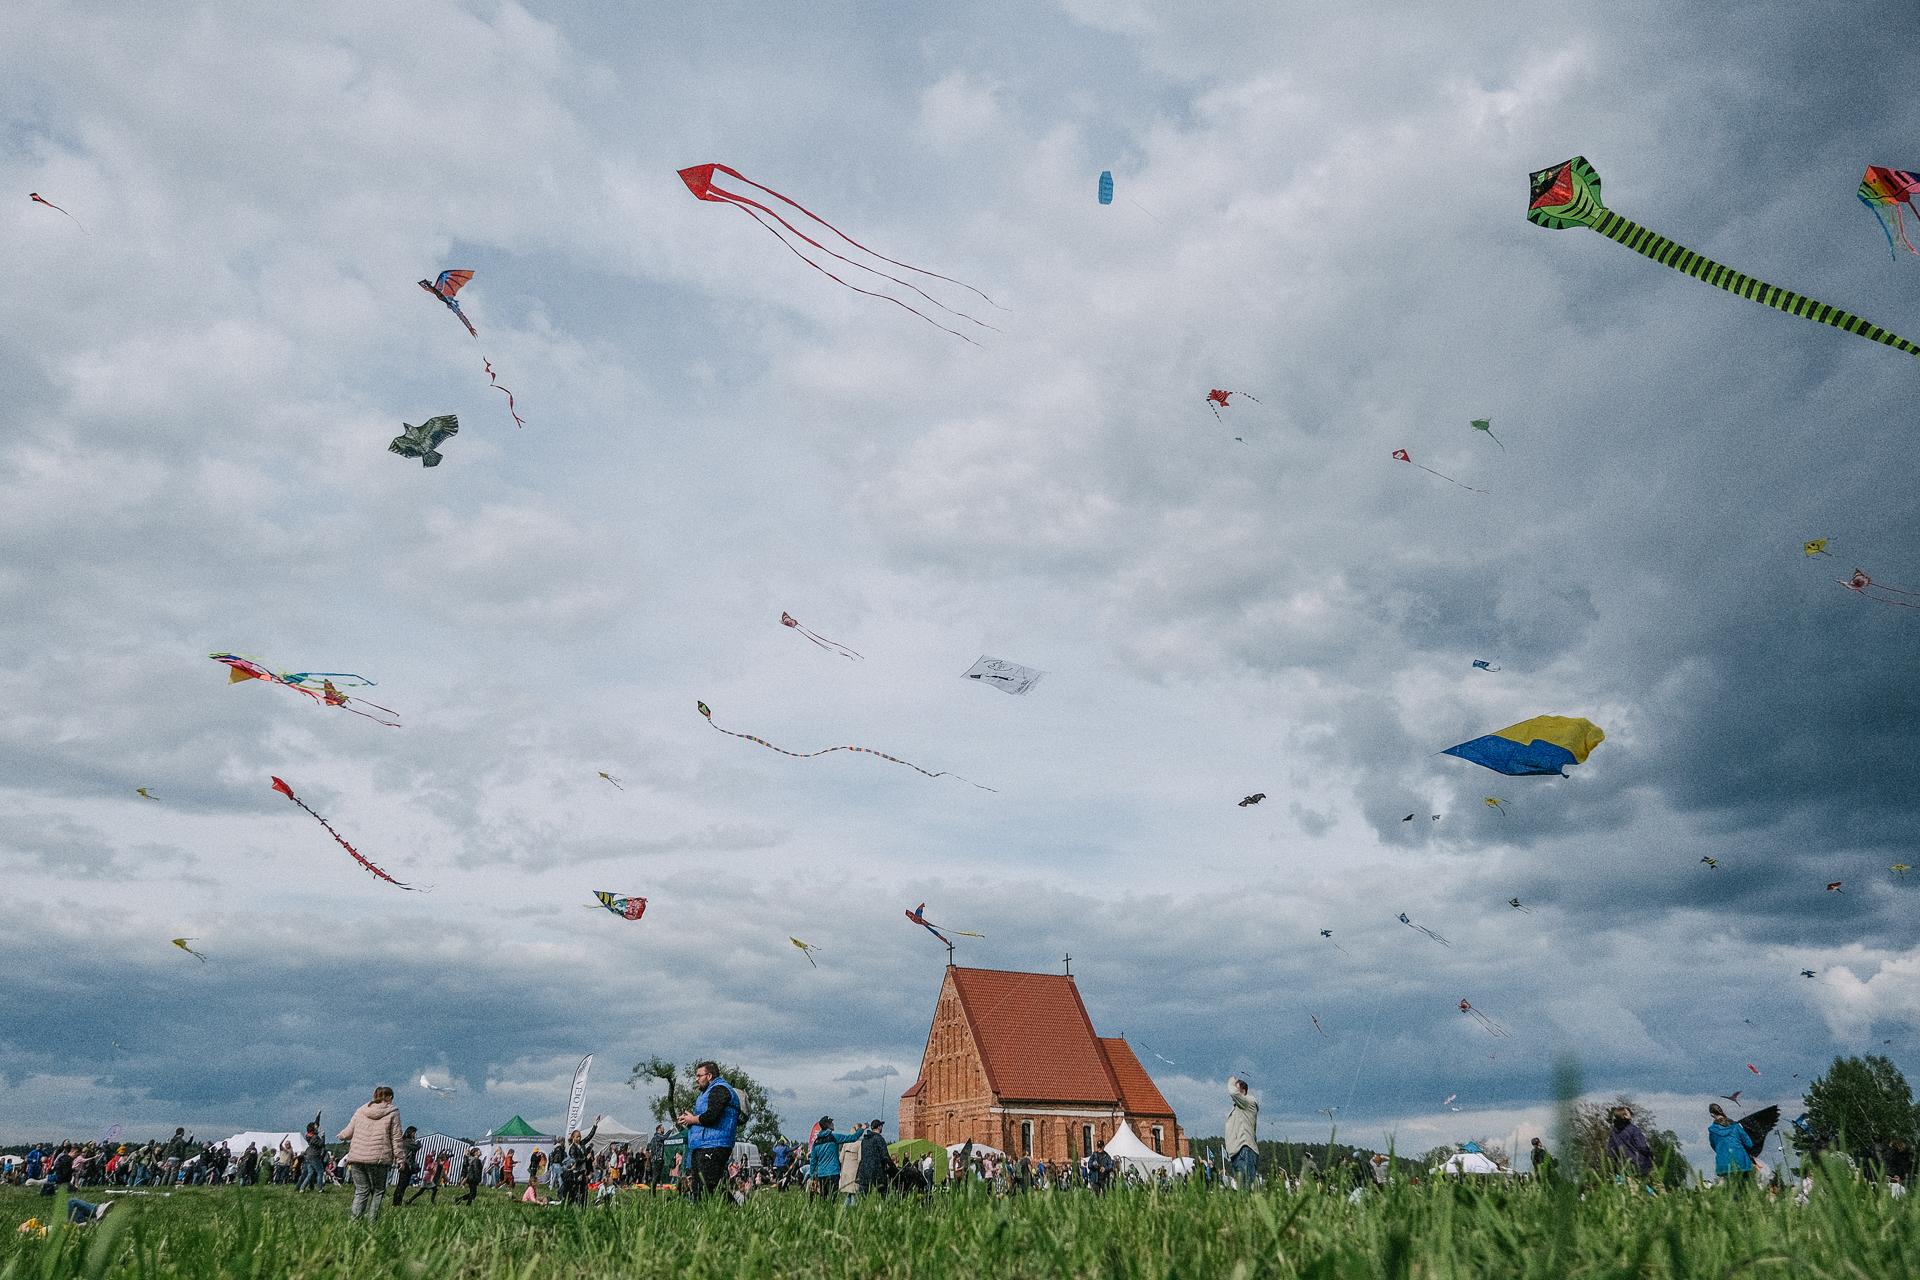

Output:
xmin=896 ymin=965 xmax=1186 ymax=1161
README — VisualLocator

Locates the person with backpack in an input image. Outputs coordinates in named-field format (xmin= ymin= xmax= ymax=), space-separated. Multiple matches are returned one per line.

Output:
xmin=676 ymin=1062 xmax=745 ymax=1202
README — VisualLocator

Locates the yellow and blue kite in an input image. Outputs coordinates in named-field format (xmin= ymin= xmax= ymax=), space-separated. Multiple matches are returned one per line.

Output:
xmin=1442 ymin=715 xmax=1605 ymax=777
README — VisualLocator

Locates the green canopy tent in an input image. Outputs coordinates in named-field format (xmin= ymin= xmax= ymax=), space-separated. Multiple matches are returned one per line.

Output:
xmin=480 ymin=1115 xmax=557 ymax=1182
xmin=889 ymin=1139 xmax=949 ymax=1182
xmin=487 ymin=1115 xmax=548 ymax=1139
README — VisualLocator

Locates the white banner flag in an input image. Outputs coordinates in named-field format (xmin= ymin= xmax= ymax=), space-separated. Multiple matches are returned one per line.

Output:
xmin=564 ymin=1054 xmax=593 ymax=1138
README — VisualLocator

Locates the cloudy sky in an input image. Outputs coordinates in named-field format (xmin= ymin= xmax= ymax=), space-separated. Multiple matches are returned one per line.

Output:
xmin=6 ymin=0 xmax=1920 ymax=1165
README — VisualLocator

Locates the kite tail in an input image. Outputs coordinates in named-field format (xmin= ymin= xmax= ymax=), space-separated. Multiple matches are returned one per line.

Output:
xmin=29 ymin=193 xmax=87 ymax=233
xmin=1589 ymin=212 xmax=1920 ymax=360
xmin=712 ymin=164 xmax=1004 ymax=310
xmin=1859 ymin=193 xmax=1918 ymax=257
xmin=789 ymin=621 xmax=862 ymax=660
xmin=730 ymin=202 xmax=986 ymax=345
xmin=270 ymin=777 xmax=418 ymax=889
xmin=699 ymin=708 xmax=995 ymax=790
xmin=484 ymin=358 xmax=525 ymax=427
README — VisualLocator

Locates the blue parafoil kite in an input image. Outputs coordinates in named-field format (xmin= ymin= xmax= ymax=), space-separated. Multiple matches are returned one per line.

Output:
xmin=1441 ymin=715 xmax=1605 ymax=777
xmin=1099 ymin=171 xmax=1113 ymax=205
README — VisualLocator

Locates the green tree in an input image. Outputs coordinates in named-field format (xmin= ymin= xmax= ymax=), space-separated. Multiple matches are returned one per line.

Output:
xmin=1806 ymin=1054 xmax=1918 ymax=1160
xmin=1571 ymin=1096 xmax=1692 ymax=1188
xmin=627 ymin=1057 xmax=783 ymax=1152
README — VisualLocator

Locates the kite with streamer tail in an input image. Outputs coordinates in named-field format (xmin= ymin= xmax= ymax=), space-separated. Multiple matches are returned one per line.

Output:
xmin=420 ymin=1075 xmax=455 ymax=1097
xmin=1392 ymin=449 xmax=1485 ymax=493
xmin=1319 ymin=929 xmax=1349 ymax=955
xmin=598 ymin=772 xmax=623 ymax=790
xmin=678 ymin=163 xmax=1000 ymax=344
xmin=1528 ymin=156 xmax=1920 ymax=361
xmin=698 ymin=701 xmax=995 ymax=789
xmin=1859 ymin=167 xmax=1920 ymax=257
xmin=782 ymin=612 xmax=862 ymax=660
xmin=1804 ymin=539 xmax=1832 ymax=558
xmin=171 ymin=938 xmax=207 ymax=962
xmin=388 ymin=416 xmax=458 ymax=467
xmin=136 ymin=788 xmax=158 ymax=800
xmin=1444 ymin=715 xmax=1606 ymax=777
xmin=592 ymin=891 xmax=647 ymax=920
xmin=1895 ymin=864 xmax=1911 ymax=875
xmin=29 ymin=193 xmax=86 ymax=232
xmin=1486 ymin=798 xmax=1507 ymax=815
xmin=1471 ymin=418 xmax=1504 ymax=451
xmin=905 ymin=902 xmax=984 ymax=949
xmin=270 ymin=776 xmax=418 ymax=889
xmin=1508 ymin=898 xmax=1531 ymax=913
xmin=211 ymin=654 xmax=401 ymax=727
xmin=1399 ymin=912 xmax=1450 ymax=946
xmin=419 ymin=270 xmax=525 ymax=426
xmin=790 ymin=937 xmax=821 ymax=967
xmin=1459 ymin=999 xmax=1510 ymax=1037
xmin=1206 ymin=389 xmax=1260 ymax=421
xmin=1838 ymin=567 xmax=1920 ymax=609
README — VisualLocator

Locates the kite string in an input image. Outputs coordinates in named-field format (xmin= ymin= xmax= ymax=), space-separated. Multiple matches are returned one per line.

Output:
xmin=1341 ymin=985 xmax=1390 ymax=1116
xmin=712 ymin=164 xmax=1004 ymax=309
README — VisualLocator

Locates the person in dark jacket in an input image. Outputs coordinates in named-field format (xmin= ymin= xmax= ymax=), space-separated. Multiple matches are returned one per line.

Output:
xmin=297 ymin=1120 xmax=328 ymax=1193
xmin=676 ymin=1063 xmax=741 ymax=1202
xmin=562 ymin=1118 xmax=601 ymax=1207
xmin=1605 ymin=1107 xmax=1654 ymax=1177
xmin=40 ymin=1146 xmax=74 ymax=1197
xmin=1088 ymin=1141 xmax=1113 ymax=1194
xmin=852 ymin=1121 xmax=893 ymax=1201
xmin=392 ymin=1127 xmax=422 ymax=1206
xmin=457 ymin=1148 xmax=484 ymax=1204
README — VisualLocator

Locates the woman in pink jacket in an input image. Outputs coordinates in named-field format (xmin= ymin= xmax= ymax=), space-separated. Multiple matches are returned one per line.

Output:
xmin=337 ymin=1086 xmax=403 ymax=1223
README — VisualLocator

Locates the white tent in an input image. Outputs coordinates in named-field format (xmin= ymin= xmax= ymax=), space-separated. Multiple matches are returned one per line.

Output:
xmin=1441 ymin=1151 xmax=1512 ymax=1176
xmin=416 ymin=1132 xmax=466 ymax=1158
xmin=944 ymin=1141 xmax=1006 ymax=1158
xmin=1102 ymin=1124 xmax=1175 ymax=1173
xmin=732 ymin=1141 xmax=762 ymax=1169
xmin=590 ymin=1116 xmax=651 ymax=1145
xmin=220 ymin=1132 xmax=307 ymax=1159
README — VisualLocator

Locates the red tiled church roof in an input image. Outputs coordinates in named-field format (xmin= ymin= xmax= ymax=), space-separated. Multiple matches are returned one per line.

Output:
xmin=1095 ymin=1038 xmax=1173 ymax=1117
xmin=946 ymin=968 xmax=1120 ymax=1104
xmin=899 ymin=1079 xmax=923 ymax=1098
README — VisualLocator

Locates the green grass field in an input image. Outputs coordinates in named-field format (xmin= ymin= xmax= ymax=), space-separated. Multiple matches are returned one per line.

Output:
xmin=3 ymin=1168 xmax=1914 ymax=1279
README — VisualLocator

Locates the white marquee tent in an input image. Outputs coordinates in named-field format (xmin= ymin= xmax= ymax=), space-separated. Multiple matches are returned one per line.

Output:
xmin=1102 ymin=1124 xmax=1175 ymax=1174
xmin=1441 ymin=1151 xmax=1513 ymax=1176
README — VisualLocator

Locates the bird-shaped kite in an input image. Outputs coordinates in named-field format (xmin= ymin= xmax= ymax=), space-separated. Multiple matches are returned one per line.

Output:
xmin=136 ymin=788 xmax=158 ymax=800
xmin=1472 ymin=660 xmax=1500 ymax=672
xmin=598 ymin=772 xmax=623 ymax=790
xmin=591 ymin=891 xmax=647 ymax=921
xmin=781 ymin=612 xmax=862 ymax=659
xmin=905 ymin=903 xmax=984 ymax=949
xmin=1702 ymin=856 xmax=1719 ymax=869
xmin=790 ymin=937 xmax=821 ymax=967
xmin=1391 ymin=449 xmax=1484 ymax=493
xmin=697 ymin=702 xmax=993 ymax=788
xmin=1720 ymin=1091 xmax=1743 ymax=1105
xmin=388 ymin=415 xmax=459 ymax=468
xmin=1442 ymin=1094 xmax=1457 ymax=1108
xmin=1837 ymin=568 xmax=1920 ymax=609
xmin=1205 ymin=389 xmax=1261 ymax=421
xmin=1805 ymin=539 xmax=1833 ymax=558
xmin=29 ymin=192 xmax=85 ymax=232
xmin=270 ymin=777 xmax=418 ymax=889
xmin=1239 ymin=793 xmax=1266 ymax=807
xmin=419 ymin=1075 xmax=455 ymax=1097
xmin=1528 ymin=156 xmax=1920 ymax=362
xmin=1459 ymin=999 xmax=1510 ymax=1037
xmin=1320 ymin=929 xmax=1349 ymax=955
xmin=1399 ymin=913 xmax=1450 ymax=946
xmin=1800 ymin=969 xmax=1816 ymax=978
xmin=1508 ymin=898 xmax=1530 ymax=913
xmin=1826 ymin=881 xmax=1844 ymax=893
xmin=1402 ymin=812 xmax=1442 ymax=821
xmin=419 ymin=270 xmax=477 ymax=337
xmin=1859 ymin=166 xmax=1920 ymax=257
xmin=211 ymin=654 xmax=400 ymax=727
xmin=678 ymin=163 xmax=999 ymax=344
xmin=171 ymin=938 xmax=207 ymax=962
xmin=1446 ymin=716 xmax=1606 ymax=777
xmin=1738 ymin=1105 xmax=1781 ymax=1151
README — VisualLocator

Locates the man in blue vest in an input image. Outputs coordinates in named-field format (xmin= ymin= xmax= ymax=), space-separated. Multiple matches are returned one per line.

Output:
xmin=675 ymin=1061 xmax=741 ymax=1201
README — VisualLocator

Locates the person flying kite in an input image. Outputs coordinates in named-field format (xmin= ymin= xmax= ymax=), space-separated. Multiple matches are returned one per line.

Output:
xmin=678 ymin=163 xmax=999 ymax=344
xmin=171 ymin=938 xmax=207 ymax=962
xmin=697 ymin=702 xmax=993 ymax=788
xmin=1528 ymin=156 xmax=1920 ymax=361
xmin=1859 ymin=166 xmax=1920 ymax=257
xmin=591 ymin=891 xmax=647 ymax=920
xmin=270 ymin=777 xmax=418 ymax=889
xmin=1443 ymin=715 xmax=1606 ymax=777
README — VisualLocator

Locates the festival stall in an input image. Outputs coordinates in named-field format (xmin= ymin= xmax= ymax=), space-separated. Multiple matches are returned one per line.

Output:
xmin=1102 ymin=1124 xmax=1176 ymax=1175
xmin=481 ymin=1115 xmax=557 ymax=1180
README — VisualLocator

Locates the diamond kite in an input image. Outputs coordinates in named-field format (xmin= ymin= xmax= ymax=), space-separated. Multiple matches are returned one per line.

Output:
xmin=592 ymin=891 xmax=647 ymax=920
xmin=1399 ymin=912 xmax=1450 ymax=946
xmin=270 ymin=776 xmax=417 ymax=890
xmin=211 ymin=654 xmax=400 ymax=727
xmin=1392 ymin=449 xmax=1484 ymax=493
xmin=697 ymin=701 xmax=992 ymax=788
xmin=171 ymin=938 xmax=207 ymax=962
xmin=1443 ymin=715 xmax=1605 ymax=777
xmin=1508 ymin=898 xmax=1530 ymax=912
xmin=1805 ymin=539 xmax=1832 ymax=558
xmin=1859 ymin=167 xmax=1920 ymax=257
xmin=1528 ymin=157 xmax=1920 ymax=361
xmin=790 ymin=937 xmax=821 ymax=967
xmin=388 ymin=416 xmax=459 ymax=468
xmin=1486 ymin=798 xmax=1507 ymax=815
xmin=962 ymin=656 xmax=1046 ymax=695
xmin=678 ymin=163 xmax=998 ymax=344
xmin=598 ymin=772 xmax=623 ymax=790
xmin=782 ymin=612 xmax=862 ymax=660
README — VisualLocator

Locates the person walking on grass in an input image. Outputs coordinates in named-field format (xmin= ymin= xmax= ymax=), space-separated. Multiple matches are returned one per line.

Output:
xmin=1606 ymin=1107 xmax=1654 ymax=1178
xmin=337 ymin=1085 xmax=403 ymax=1223
xmin=807 ymin=1117 xmax=861 ymax=1204
xmin=853 ymin=1120 xmax=894 ymax=1203
xmin=297 ymin=1122 xmax=328 ymax=1193
xmin=457 ymin=1147 xmax=484 ymax=1204
xmin=391 ymin=1126 xmax=421 ymax=1207
xmin=676 ymin=1061 xmax=743 ymax=1202
xmin=1226 ymin=1076 xmax=1260 ymax=1192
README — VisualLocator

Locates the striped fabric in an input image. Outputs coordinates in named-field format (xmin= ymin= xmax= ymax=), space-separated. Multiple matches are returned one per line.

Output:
xmin=1528 ymin=156 xmax=1920 ymax=360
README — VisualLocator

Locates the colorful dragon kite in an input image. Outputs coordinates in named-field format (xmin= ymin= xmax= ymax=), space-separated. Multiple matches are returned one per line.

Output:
xmin=270 ymin=776 xmax=418 ymax=889
xmin=905 ymin=902 xmax=984 ymax=949
xmin=1528 ymin=157 xmax=1920 ymax=360
xmin=211 ymin=654 xmax=400 ymax=727
xmin=1859 ymin=166 xmax=1920 ymax=257
xmin=418 ymin=270 xmax=524 ymax=426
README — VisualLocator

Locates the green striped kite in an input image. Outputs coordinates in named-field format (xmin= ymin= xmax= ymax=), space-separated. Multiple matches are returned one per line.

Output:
xmin=1527 ymin=156 xmax=1920 ymax=360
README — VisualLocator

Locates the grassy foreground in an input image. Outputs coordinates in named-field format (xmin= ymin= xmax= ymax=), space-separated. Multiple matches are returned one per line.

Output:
xmin=2 ymin=1170 xmax=1915 ymax=1279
